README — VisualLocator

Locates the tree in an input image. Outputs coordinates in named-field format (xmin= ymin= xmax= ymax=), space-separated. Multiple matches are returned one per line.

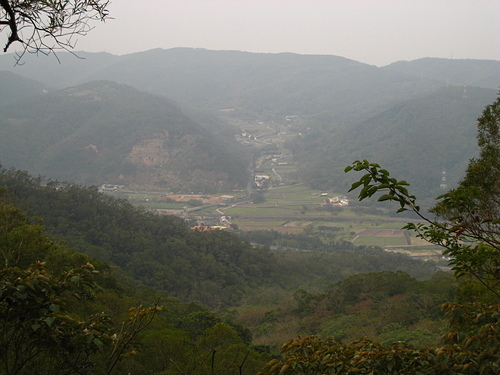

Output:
xmin=259 ymin=97 xmax=500 ymax=374
xmin=343 ymin=98 xmax=499 ymax=299
xmin=0 ymin=0 xmax=110 ymax=60
xmin=461 ymin=97 xmax=500 ymax=204
xmin=0 ymin=262 xmax=114 ymax=375
xmin=344 ymin=159 xmax=500 ymax=299
xmin=431 ymin=97 xmax=500 ymax=298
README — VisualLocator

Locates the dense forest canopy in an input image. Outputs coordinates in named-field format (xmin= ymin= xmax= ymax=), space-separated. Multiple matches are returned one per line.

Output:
xmin=0 ymin=167 xmax=438 ymax=307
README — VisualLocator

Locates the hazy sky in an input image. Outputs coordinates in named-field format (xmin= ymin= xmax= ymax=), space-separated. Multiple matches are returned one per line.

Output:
xmin=75 ymin=0 xmax=499 ymax=66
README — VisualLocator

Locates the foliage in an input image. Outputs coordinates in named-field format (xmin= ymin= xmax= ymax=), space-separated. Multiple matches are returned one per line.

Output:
xmin=344 ymin=158 xmax=500 ymax=299
xmin=0 ymin=190 xmax=57 ymax=268
xmin=243 ymin=271 xmax=454 ymax=352
xmin=261 ymin=303 xmax=499 ymax=374
xmin=0 ymin=262 xmax=115 ymax=374
xmin=0 ymin=168 xmax=280 ymax=306
xmin=0 ymin=0 xmax=110 ymax=60
xmin=295 ymin=87 xmax=498 ymax=199
xmin=261 ymin=336 xmax=434 ymax=375
xmin=260 ymin=320 xmax=500 ymax=375
xmin=259 ymin=97 xmax=500 ymax=374
xmin=0 ymin=167 xmax=440 ymax=308
xmin=0 ymin=191 xmax=269 ymax=374
xmin=104 ymin=302 xmax=162 ymax=374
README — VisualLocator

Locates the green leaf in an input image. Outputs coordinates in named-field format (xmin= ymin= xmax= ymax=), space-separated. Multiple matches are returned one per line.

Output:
xmin=93 ymin=338 xmax=103 ymax=349
xmin=348 ymin=180 xmax=363 ymax=192
xmin=44 ymin=316 xmax=56 ymax=326
xmin=378 ymin=194 xmax=395 ymax=202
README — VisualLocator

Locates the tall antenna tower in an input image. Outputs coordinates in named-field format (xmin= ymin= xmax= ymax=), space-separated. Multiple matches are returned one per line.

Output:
xmin=440 ymin=170 xmax=448 ymax=190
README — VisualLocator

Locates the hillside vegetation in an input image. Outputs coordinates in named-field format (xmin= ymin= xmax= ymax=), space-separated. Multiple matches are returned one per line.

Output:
xmin=292 ymin=86 xmax=498 ymax=199
xmin=383 ymin=57 xmax=500 ymax=89
xmin=0 ymin=49 xmax=497 ymax=198
xmin=0 ymin=167 xmax=438 ymax=307
xmin=0 ymin=80 xmax=249 ymax=192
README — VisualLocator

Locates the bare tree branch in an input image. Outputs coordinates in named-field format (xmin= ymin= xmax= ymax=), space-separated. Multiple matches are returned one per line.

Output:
xmin=0 ymin=0 xmax=110 ymax=62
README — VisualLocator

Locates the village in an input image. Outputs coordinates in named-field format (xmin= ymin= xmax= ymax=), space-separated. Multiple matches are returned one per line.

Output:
xmin=97 ymin=117 xmax=440 ymax=262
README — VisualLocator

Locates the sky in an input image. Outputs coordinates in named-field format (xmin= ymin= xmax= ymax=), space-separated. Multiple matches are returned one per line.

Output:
xmin=74 ymin=0 xmax=499 ymax=66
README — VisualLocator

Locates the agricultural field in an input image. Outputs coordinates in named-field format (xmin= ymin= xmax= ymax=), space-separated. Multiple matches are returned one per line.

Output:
xmin=105 ymin=179 xmax=439 ymax=257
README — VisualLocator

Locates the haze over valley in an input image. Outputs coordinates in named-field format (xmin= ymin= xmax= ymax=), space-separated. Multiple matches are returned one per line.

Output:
xmin=1 ymin=1 xmax=499 ymax=373
xmin=0 ymin=49 xmax=497 ymax=198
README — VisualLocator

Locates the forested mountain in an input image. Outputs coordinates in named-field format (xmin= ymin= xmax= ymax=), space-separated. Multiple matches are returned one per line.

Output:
xmin=0 ymin=70 xmax=45 ymax=103
xmin=0 ymin=51 xmax=120 ymax=89
xmin=383 ymin=58 xmax=500 ymax=89
xmin=0 ymin=80 xmax=249 ymax=192
xmin=0 ymin=48 xmax=442 ymax=124
xmin=0 ymin=48 xmax=497 ymax=197
xmin=83 ymin=48 xmax=442 ymax=124
xmin=291 ymin=85 xmax=498 ymax=199
xmin=0 ymin=184 xmax=273 ymax=374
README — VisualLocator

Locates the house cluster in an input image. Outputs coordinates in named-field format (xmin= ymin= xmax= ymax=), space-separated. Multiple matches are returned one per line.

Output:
xmin=99 ymin=184 xmax=126 ymax=192
xmin=235 ymin=130 xmax=257 ymax=144
xmin=327 ymin=196 xmax=350 ymax=206
xmin=190 ymin=225 xmax=219 ymax=232
xmin=254 ymin=174 xmax=270 ymax=187
xmin=241 ymin=129 xmax=257 ymax=140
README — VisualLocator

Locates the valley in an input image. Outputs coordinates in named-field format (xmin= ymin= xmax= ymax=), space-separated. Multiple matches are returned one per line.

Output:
xmin=0 ymin=48 xmax=498 ymax=374
xmin=104 ymin=118 xmax=442 ymax=262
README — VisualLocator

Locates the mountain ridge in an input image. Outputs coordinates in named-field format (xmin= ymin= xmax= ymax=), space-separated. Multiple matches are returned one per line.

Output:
xmin=0 ymin=80 xmax=249 ymax=192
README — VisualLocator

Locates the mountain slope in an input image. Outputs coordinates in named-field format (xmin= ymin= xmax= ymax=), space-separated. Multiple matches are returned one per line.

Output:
xmin=293 ymin=86 xmax=498 ymax=200
xmin=0 ymin=167 xmax=439 ymax=307
xmin=0 ymin=51 xmax=120 ymax=89
xmin=382 ymin=58 xmax=500 ymax=89
xmin=0 ymin=80 xmax=249 ymax=192
xmin=86 ymin=48 xmax=442 ymax=125
xmin=0 ymin=48 xmax=443 ymax=126
xmin=0 ymin=70 xmax=45 ymax=103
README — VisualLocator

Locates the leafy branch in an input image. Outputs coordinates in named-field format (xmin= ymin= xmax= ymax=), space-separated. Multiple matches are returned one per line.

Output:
xmin=345 ymin=160 xmax=500 ymax=298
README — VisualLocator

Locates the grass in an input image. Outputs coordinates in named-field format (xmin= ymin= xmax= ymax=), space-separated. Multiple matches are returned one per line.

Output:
xmin=353 ymin=236 xmax=409 ymax=247
xmin=140 ymin=202 xmax=186 ymax=209
xmin=237 ymin=220 xmax=290 ymax=231
xmin=265 ymin=185 xmax=329 ymax=204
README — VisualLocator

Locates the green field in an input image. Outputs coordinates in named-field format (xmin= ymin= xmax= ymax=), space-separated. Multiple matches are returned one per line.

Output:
xmin=264 ymin=185 xmax=330 ymax=204
xmin=353 ymin=236 xmax=409 ymax=247
xmin=111 ymin=182 xmax=435 ymax=251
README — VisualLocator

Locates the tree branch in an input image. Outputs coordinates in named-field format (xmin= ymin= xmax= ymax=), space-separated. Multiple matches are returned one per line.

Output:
xmin=0 ymin=0 xmax=23 ymax=52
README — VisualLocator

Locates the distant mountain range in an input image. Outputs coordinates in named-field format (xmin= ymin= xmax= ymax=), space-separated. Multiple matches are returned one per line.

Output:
xmin=383 ymin=58 xmax=499 ymax=89
xmin=0 ymin=48 xmax=497 ymax=195
xmin=0 ymin=48 xmax=448 ymax=123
